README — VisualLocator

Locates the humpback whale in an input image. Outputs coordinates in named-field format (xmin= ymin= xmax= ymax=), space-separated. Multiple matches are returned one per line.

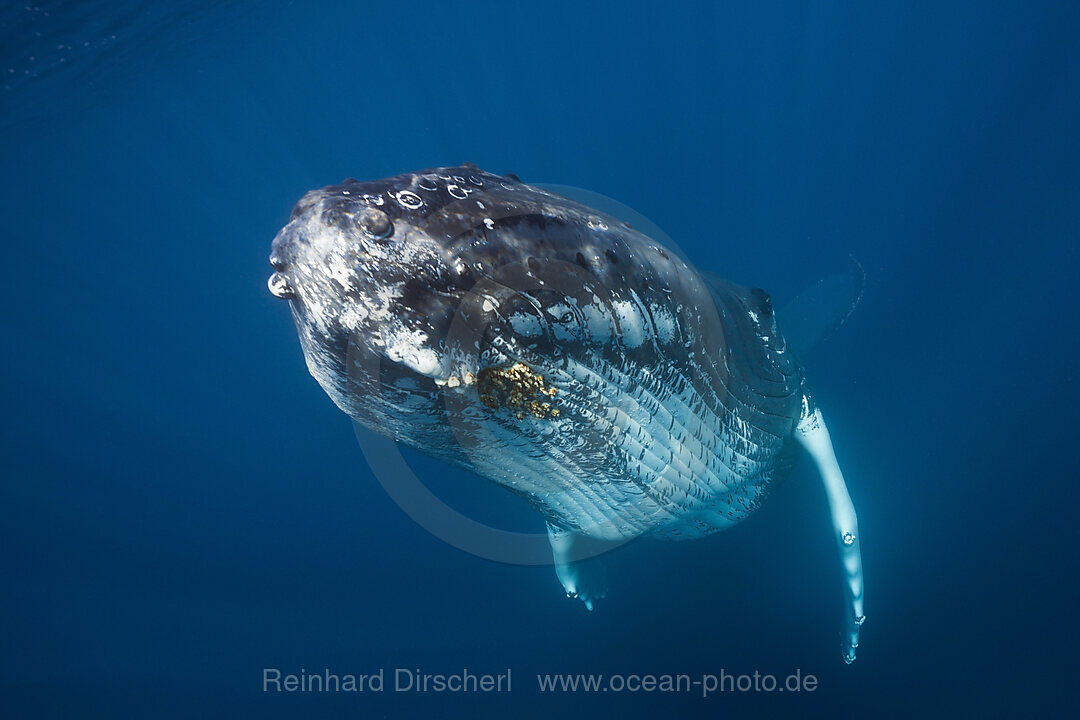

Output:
xmin=269 ymin=164 xmax=866 ymax=662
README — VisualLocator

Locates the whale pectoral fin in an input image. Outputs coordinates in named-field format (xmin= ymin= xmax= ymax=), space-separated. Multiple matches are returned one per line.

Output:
xmin=546 ymin=523 xmax=609 ymax=611
xmin=795 ymin=403 xmax=866 ymax=663
xmin=778 ymin=255 xmax=866 ymax=356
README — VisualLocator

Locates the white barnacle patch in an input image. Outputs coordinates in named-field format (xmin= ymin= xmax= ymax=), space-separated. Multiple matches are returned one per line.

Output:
xmin=483 ymin=218 xmax=495 ymax=230
xmin=383 ymin=326 xmax=445 ymax=379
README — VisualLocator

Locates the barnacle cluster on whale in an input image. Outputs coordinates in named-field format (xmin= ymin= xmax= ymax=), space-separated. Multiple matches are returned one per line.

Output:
xmin=269 ymin=163 xmax=867 ymax=662
xmin=476 ymin=362 xmax=560 ymax=420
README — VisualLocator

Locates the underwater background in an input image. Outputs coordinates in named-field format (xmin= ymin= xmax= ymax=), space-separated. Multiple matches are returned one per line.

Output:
xmin=2 ymin=1 xmax=1077 ymax=717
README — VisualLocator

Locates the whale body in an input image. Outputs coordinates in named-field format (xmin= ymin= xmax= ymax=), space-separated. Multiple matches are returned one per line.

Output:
xmin=269 ymin=164 xmax=866 ymax=661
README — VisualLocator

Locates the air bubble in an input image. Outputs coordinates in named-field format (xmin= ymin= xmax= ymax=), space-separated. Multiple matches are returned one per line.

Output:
xmin=267 ymin=273 xmax=294 ymax=299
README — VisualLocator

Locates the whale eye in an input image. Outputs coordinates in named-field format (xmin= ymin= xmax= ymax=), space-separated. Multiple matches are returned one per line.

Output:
xmin=544 ymin=302 xmax=575 ymax=324
xmin=357 ymin=207 xmax=392 ymax=239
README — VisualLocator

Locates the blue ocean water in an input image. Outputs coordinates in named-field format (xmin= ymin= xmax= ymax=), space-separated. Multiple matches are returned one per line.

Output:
xmin=2 ymin=1 xmax=1077 ymax=716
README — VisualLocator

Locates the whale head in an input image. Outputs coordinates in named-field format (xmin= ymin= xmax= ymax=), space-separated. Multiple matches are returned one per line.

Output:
xmin=268 ymin=166 xmax=613 ymax=435
xmin=269 ymin=173 xmax=472 ymax=421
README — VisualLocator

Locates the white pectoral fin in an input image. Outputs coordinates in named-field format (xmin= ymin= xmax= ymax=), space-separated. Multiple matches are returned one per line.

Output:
xmin=546 ymin=523 xmax=608 ymax=611
xmin=795 ymin=403 xmax=866 ymax=663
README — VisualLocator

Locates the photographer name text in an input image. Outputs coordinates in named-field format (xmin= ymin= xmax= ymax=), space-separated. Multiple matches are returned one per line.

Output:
xmin=263 ymin=667 xmax=511 ymax=693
